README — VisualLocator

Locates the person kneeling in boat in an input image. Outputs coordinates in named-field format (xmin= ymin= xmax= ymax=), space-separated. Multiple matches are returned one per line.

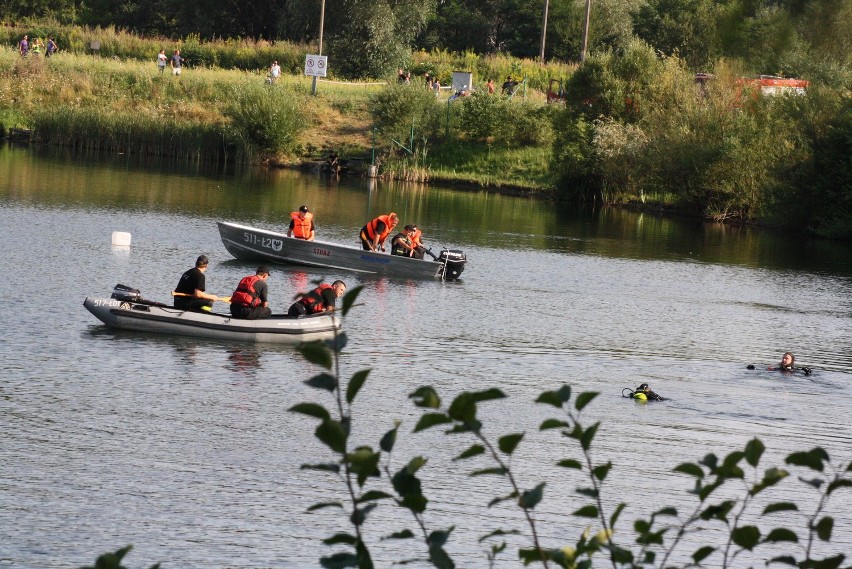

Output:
xmin=359 ymin=212 xmax=399 ymax=252
xmin=390 ymin=225 xmax=417 ymax=257
xmin=287 ymin=205 xmax=315 ymax=241
xmin=634 ymin=383 xmax=665 ymax=401
xmin=230 ymin=265 xmax=272 ymax=320
xmin=288 ymin=280 xmax=346 ymax=317
xmin=174 ymin=254 xmax=219 ymax=312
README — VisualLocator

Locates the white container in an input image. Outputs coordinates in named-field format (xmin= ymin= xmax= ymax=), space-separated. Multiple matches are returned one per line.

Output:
xmin=111 ymin=231 xmax=132 ymax=247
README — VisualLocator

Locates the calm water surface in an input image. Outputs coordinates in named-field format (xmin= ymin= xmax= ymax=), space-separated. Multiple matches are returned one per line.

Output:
xmin=1 ymin=145 xmax=850 ymax=568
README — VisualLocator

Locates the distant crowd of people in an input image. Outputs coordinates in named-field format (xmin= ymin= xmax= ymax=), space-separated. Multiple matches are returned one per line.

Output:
xmin=17 ymin=35 xmax=58 ymax=57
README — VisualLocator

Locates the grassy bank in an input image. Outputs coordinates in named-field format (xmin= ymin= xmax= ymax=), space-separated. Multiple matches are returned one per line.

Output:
xmin=0 ymin=47 xmax=558 ymax=189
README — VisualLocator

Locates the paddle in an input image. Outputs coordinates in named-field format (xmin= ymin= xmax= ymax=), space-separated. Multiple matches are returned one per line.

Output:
xmin=172 ymin=291 xmax=231 ymax=303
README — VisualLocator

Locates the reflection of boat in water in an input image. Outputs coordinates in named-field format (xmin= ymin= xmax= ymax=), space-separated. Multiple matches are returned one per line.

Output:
xmin=218 ymin=221 xmax=466 ymax=280
xmin=84 ymin=287 xmax=340 ymax=344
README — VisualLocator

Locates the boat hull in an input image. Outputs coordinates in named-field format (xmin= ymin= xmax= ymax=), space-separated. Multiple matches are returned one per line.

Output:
xmin=218 ymin=221 xmax=461 ymax=279
xmin=84 ymin=297 xmax=340 ymax=344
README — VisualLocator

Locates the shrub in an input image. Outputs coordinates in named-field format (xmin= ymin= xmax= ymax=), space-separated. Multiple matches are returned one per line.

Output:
xmin=224 ymin=84 xmax=311 ymax=155
xmin=368 ymin=84 xmax=443 ymax=143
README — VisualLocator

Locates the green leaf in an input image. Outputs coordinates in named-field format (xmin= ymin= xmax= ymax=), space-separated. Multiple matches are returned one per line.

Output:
xmin=498 ymin=433 xmax=524 ymax=455
xmin=580 ymin=422 xmax=599 ymax=451
xmin=762 ymin=502 xmax=798 ymax=515
xmin=574 ymin=391 xmax=599 ymax=411
xmin=341 ymin=285 xmax=364 ymax=316
xmin=576 ymin=487 xmax=599 ymax=498
xmin=289 ymin=402 xmax=330 ymax=421
xmin=305 ymin=372 xmax=338 ymax=392
xmin=691 ymin=546 xmax=715 ymax=563
xmin=325 ymin=330 xmax=348 ymax=353
xmin=518 ymin=483 xmax=545 ymax=509
xmin=731 ymin=525 xmax=761 ymax=550
xmin=827 ymin=478 xmax=852 ymax=495
xmin=592 ymin=461 xmax=612 ymax=482
xmin=454 ymin=444 xmax=485 ymax=461
xmin=751 ymin=467 xmax=789 ymax=495
xmin=800 ymin=477 xmax=824 ymax=489
xmin=316 ymin=419 xmax=348 ymax=454
xmin=699 ymin=453 xmax=718 ymax=470
xmin=786 ymin=448 xmax=829 ymax=472
xmin=405 ymin=455 xmax=427 ymax=475
xmin=307 ymin=501 xmax=344 ymax=511
xmin=653 ymin=507 xmax=678 ymax=517
xmin=323 ymin=533 xmax=358 ymax=546
xmin=350 ymin=503 xmax=377 ymax=526
xmin=347 ymin=447 xmax=381 ymax=487
xmin=382 ymin=529 xmax=415 ymax=540
xmin=519 ymin=548 xmax=547 ymax=564
xmin=470 ymin=467 xmax=508 ymax=477
xmin=487 ymin=493 xmax=517 ymax=507
xmin=297 ymin=340 xmax=333 ymax=369
xmin=356 ymin=490 xmax=393 ymax=503
xmin=478 ymin=529 xmax=521 ymax=542
xmin=320 ymin=552 xmax=357 ymax=569
xmin=469 ymin=388 xmax=506 ymax=403
xmin=427 ymin=527 xmax=455 ymax=548
xmin=409 ymin=386 xmax=441 ymax=408
xmin=806 ymin=554 xmax=845 ymax=569
xmin=379 ymin=422 xmax=399 ymax=453
xmin=413 ymin=412 xmax=452 ymax=432
xmin=573 ymin=505 xmax=598 ymax=518
xmin=346 ymin=369 xmax=371 ymax=404
xmin=355 ymin=540 xmax=374 ymax=569
xmin=766 ymin=556 xmax=798 ymax=566
xmin=673 ymin=462 xmax=705 ymax=478
xmin=540 ymin=418 xmax=570 ymax=430
xmin=300 ymin=463 xmax=340 ymax=473
xmin=428 ymin=544 xmax=455 ymax=569
xmin=536 ymin=391 xmax=563 ymax=408
xmin=610 ymin=502 xmax=626 ymax=528
xmin=815 ymin=516 xmax=833 ymax=541
xmin=744 ymin=438 xmax=765 ymax=467
xmin=763 ymin=528 xmax=798 ymax=543
xmin=556 ymin=458 xmax=582 ymax=469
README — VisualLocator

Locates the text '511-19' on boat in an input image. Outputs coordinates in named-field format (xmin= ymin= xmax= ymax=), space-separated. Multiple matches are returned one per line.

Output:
xmin=84 ymin=284 xmax=340 ymax=344
xmin=217 ymin=221 xmax=466 ymax=280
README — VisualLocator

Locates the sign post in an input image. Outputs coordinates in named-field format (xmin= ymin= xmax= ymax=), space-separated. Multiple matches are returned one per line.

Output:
xmin=305 ymin=54 xmax=328 ymax=94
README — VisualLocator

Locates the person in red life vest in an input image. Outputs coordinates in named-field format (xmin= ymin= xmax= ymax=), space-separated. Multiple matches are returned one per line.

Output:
xmin=359 ymin=212 xmax=399 ymax=252
xmin=229 ymin=265 xmax=272 ymax=320
xmin=288 ymin=280 xmax=346 ymax=317
xmin=287 ymin=205 xmax=315 ymax=240
xmin=174 ymin=254 xmax=220 ymax=311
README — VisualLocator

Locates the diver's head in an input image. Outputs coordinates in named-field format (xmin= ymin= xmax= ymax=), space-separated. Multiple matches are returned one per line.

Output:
xmin=637 ymin=383 xmax=649 ymax=392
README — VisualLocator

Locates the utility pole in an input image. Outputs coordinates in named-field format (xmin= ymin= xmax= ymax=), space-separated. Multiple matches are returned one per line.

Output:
xmin=311 ymin=0 xmax=326 ymax=95
xmin=539 ymin=0 xmax=550 ymax=64
xmin=580 ymin=0 xmax=591 ymax=62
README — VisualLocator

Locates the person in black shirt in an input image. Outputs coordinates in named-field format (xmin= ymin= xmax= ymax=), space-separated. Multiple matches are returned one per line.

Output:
xmin=288 ymin=281 xmax=346 ymax=317
xmin=174 ymin=254 xmax=219 ymax=311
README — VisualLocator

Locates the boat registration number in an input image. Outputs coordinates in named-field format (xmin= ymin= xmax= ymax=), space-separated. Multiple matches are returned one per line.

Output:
xmin=93 ymin=299 xmax=121 ymax=307
xmin=243 ymin=232 xmax=283 ymax=252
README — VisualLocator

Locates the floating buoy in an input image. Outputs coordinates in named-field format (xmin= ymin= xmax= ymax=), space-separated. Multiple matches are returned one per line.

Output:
xmin=111 ymin=231 xmax=131 ymax=247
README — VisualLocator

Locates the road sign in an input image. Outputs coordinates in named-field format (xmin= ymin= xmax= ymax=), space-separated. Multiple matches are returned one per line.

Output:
xmin=304 ymin=55 xmax=328 ymax=78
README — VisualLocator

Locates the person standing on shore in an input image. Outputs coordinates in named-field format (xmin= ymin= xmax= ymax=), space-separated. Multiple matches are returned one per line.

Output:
xmin=46 ymin=37 xmax=58 ymax=57
xmin=170 ymin=49 xmax=183 ymax=76
xmin=19 ymin=35 xmax=29 ymax=57
xmin=269 ymin=60 xmax=281 ymax=84
xmin=157 ymin=49 xmax=168 ymax=73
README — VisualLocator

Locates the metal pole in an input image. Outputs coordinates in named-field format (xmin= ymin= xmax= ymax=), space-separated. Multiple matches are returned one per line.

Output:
xmin=539 ymin=0 xmax=549 ymax=64
xmin=580 ymin=0 xmax=591 ymax=63
xmin=311 ymin=0 xmax=326 ymax=95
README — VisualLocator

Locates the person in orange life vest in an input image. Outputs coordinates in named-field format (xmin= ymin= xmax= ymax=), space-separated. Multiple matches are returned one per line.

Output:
xmin=288 ymin=280 xmax=346 ymax=317
xmin=174 ymin=254 xmax=219 ymax=311
xmin=408 ymin=224 xmax=426 ymax=259
xmin=287 ymin=205 xmax=315 ymax=240
xmin=230 ymin=265 xmax=272 ymax=320
xmin=359 ymin=212 xmax=399 ymax=252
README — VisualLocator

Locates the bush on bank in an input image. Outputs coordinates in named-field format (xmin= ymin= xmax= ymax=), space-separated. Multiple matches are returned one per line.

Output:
xmin=551 ymin=40 xmax=852 ymax=237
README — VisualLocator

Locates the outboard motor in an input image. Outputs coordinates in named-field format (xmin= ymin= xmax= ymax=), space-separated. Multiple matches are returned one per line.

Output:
xmin=111 ymin=283 xmax=142 ymax=302
xmin=438 ymin=249 xmax=466 ymax=280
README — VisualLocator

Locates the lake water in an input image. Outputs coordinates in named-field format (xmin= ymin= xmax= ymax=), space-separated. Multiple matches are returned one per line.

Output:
xmin=1 ymin=144 xmax=850 ymax=568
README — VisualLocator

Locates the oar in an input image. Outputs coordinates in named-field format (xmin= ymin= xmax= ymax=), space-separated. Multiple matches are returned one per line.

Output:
xmin=172 ymin=291 xmax=231 ymax=303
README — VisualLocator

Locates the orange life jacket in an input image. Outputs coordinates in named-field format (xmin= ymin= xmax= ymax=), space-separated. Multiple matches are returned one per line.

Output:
xmin=410 ymin=229 xmax=422 ymax=250
xmin=231 ymin=275 xmax=263 ymax=307
xmin=290 ymin=211 xmax=313 ymax=239
xmin=298 ymin=284 xmax=333 ymax=314
xmin=364 ymin=214 xmax=395 ymax=243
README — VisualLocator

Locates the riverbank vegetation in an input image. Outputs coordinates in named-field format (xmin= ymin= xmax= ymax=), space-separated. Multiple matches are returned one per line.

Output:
xmin=2 ymin=0 xmax=850 ymax=235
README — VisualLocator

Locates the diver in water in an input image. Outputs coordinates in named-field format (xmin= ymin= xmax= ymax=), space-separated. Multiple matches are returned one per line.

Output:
xmin=632 ymin=383 xmax=665 ymax=401
xmin=765 ymin=352 xmax=811 ymax=375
